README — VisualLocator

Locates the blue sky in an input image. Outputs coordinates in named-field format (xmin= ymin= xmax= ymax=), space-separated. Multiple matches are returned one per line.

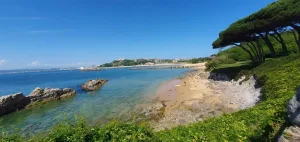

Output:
xmin=0 ymin=0 xmax=275 ymax=69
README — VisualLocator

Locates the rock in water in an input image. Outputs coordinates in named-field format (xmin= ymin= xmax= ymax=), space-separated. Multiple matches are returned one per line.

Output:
xmin=0 ymin=93 xmax=30 ymax=116
xmin=28 ymin=87 xmax=44 ymax=97
xmin=61 ymin=88 xmax=76 ymax=99
xmin=81 ymin=79 xmax=108 ymax=91
xmin=288 ymin=87 xmax=300 ymax=126
xmin=28 ymin=87 xmax=76 ymax=103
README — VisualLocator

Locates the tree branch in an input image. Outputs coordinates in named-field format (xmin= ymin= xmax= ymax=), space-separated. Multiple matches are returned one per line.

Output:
xmin=232 ymin=43 xmax=256 ymax=63
xmin=270 ymin=34 xmax=281 ymax=43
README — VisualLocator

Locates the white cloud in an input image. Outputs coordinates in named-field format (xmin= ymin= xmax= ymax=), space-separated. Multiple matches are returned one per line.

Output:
xmin=0 ymin=60 xmax=7 ymax=65
xmin=31 ymin=61 xmax=40 ymax=66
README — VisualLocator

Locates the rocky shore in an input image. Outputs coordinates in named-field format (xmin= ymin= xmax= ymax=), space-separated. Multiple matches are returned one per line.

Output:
xmin=0 ymin=87 xmax=76 ymax=116
xmin=136 ymin=63 xmax=262 ymax=131
xmin=0 ymin=78 xmax=108 ymax=117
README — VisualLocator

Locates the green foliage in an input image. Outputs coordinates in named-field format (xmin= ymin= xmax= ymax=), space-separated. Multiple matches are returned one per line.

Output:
xmin=100 ymin=59 xmax=150 ymax=67
xmin=218 ymin=46 xmax=250 ymax=61
xmin=1 ymin=117 xmax=154 ymax=142
xmin=213 ymin=0 xmax=300 ymax=63
xmin=205 ymin=55 xmax=237 ymax=71
xmin=208 ymin=32 xmax=299 ymax=70
xmin=186 ymin=57 xmax=211 ymax=64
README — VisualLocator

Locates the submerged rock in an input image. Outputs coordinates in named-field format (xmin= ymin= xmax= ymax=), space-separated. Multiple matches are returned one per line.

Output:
xmin=288 ymin=87 xmax=300 ymax=126
xmin=81 ymin=79 xmax=108 ymax=91
xmin=0 ymin=93 xmax=30 ymax=116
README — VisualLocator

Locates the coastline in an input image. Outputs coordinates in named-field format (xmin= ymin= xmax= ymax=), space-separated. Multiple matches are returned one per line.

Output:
xmin=140 ymin=62 xmax=261 ymax=131
xmin=100 ymin=63 xmax=200 ymax=69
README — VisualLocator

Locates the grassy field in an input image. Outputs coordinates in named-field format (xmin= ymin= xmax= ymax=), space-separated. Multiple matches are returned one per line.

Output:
xmin=1 ymin=54 xmax=300 ymax=141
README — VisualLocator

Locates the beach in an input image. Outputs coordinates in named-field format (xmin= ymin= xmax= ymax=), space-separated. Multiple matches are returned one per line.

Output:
xmin=140 ymin=63 xmax=261 ymax=131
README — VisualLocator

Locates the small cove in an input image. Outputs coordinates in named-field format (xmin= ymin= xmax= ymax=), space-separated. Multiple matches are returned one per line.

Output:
xmin=0 ymin=68 xmax=191 ymax=134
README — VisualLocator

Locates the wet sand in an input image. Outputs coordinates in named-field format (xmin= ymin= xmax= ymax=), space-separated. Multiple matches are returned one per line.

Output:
xmin=140 ymin=63 xmax=261 ymax=131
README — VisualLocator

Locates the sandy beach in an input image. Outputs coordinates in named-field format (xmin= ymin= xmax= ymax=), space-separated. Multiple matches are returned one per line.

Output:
xmin=139 ymin=63 xmax=261 ymax=131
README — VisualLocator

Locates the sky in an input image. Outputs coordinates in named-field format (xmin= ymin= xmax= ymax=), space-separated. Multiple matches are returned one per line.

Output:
xmin=0 ymin=0 xmax=275 ymax=70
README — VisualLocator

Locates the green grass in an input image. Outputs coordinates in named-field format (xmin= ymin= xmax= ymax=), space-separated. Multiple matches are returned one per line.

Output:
xmin=1 ymin=54 xmax=300 ymax=142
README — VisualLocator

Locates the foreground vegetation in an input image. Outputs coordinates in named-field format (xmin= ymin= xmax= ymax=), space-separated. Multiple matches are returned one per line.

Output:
xmin=1 ymin=53 xmax=300 ymax=142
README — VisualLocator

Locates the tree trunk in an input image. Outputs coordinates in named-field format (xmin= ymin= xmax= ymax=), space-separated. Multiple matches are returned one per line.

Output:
xmin=246 ymin=42 xmax=259 ymax=63
xmin=233 ymin=43 xmax=256 ymax=63
xmin=255 ymin=40 xmax=264 ymax=63
xmin=260 ymin=33 xmax=276 ymax=57
xmin=274 ymin=31 xmax=288 ymax=56
xmin=250 ymin=41 xmax=259 ymax=58
xmin=291 ymin=27 xmax=300 ymax=53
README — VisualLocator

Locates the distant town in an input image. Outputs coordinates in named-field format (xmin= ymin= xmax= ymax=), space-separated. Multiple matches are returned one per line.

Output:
xmin=98 ymin=57 xmax=211 ymax=68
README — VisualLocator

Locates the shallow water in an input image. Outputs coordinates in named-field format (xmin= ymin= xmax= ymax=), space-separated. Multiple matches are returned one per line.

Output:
xmin=0 ymin=68 xmax=190 ymax=134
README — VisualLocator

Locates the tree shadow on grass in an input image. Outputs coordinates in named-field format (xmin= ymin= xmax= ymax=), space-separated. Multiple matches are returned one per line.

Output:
xmin=209 ymin=64 xmax=258 ymax=81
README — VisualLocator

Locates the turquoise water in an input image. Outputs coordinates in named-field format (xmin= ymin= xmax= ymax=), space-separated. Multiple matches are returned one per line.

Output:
xmin=0 ymin=68 xmax=190 ymax=134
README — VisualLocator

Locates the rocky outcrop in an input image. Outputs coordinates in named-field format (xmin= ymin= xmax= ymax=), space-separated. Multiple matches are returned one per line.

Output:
xmin=28 ymin=87 xmax=76 ymax=103
xmin=288 ymin=87 xmax=300 ymax=126
xmin=278 ymin=87 xmax=300 ymax=141
xmin=208 ymin=73 xmax=230 ymax=81
xmin=0 ymin=93 xmax=30 ymax=116
xmin=81 ymin=79 xmax=108 ymax=91
xmin=0 ymin=87 xmax=76 ymax=116
xmin=278 ymin=126 xmax=300 ymax=142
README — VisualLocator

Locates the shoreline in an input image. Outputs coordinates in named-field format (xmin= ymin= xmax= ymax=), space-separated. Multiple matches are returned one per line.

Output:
xmin=139 ymin=62 xmax=261 ymax=131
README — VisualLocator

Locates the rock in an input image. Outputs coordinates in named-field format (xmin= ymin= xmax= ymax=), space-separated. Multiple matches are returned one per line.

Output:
xmin=28 ymin=87 xmax=44 ymax=97
xmin=208 ymin=73 xmax=230 ymax=81
xmin=61 ymin=88 xmax=76 ymax=99
xmin=0 ymin=93 xmax=30 ymax=116
xmin=140 ymin=102 xmax=166 ymax=121
xmin=0 ymin=88 xmax=76 ymax=116
xmin=28 ymin=88 xmax=76 ymax=103
xmin=43 ymin=88 xmax=63 ymax=99
xmin=278 ymin=126 xmax=300 ymax=142
xmin=81 ymin=79 xmax=108 ymax=91
xmin=288 ymin=87 xmax=300 ymax=126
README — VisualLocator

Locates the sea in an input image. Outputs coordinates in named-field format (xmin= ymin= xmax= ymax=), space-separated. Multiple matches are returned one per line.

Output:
xmin=0 ymin=68 xmax=190 ymax=134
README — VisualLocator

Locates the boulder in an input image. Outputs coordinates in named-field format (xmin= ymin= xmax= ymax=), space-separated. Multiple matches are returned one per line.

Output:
xmin=81 ymin=79 xmax=108 ymax=91
xmin=288 ymin=87 xmax=300 ymax=126
xmin=28 ymin=87 xmax=44 ymax=97
xmin=0 ymin=93 xmax=30 ymax=116
xmin=61 ymin=88 xmax=76 ymax=98
xmin=28 ymin=88 xmax=76 ymax=103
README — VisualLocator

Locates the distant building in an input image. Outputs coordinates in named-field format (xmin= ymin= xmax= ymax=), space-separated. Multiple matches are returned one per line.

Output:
xmin=145 ymin=62 xmax=155 ymax=65
xmin=172 ymin=60 xmax=178 ymax=63
xmin=118 ymin=58 xmax=125 ymax=61
xmin=210 ymin=54 xmax=217 ymax=59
